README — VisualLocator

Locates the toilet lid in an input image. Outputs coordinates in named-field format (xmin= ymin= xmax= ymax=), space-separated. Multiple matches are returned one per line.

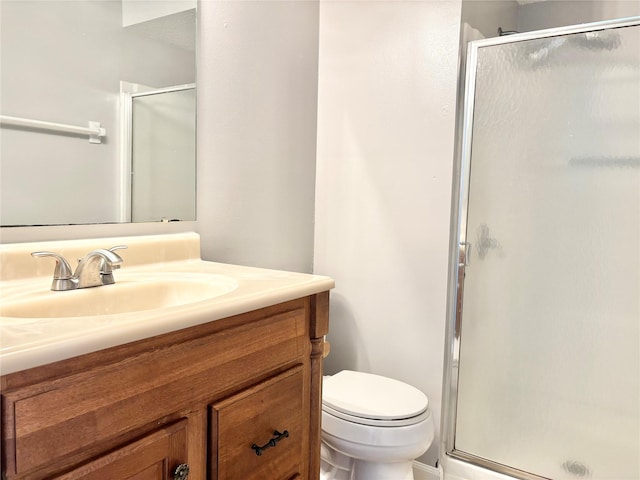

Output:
xmin=322 ymin=370 xmax=429 ymax=422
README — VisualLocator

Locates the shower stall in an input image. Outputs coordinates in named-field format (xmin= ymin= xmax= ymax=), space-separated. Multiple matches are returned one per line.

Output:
xmin=442 ymin=17 xmax=639 ymax=480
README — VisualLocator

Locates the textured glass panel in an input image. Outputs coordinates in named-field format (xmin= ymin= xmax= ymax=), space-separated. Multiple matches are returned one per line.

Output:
xmin=456 ymin=25 xmax=640 ymax=479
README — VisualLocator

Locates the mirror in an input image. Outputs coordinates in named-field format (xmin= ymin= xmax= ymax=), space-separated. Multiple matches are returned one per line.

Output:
xmin=0 ymin=0 xmax=196 ymax=226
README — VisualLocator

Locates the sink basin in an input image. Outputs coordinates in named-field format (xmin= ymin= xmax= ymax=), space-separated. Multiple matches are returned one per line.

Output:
xmin=0 ymin=273 xmax=238 ymax=319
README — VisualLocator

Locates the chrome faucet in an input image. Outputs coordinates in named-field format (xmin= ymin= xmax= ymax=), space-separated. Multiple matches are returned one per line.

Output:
xmin=31 ymin=245 xmax=127 ymax=291
xmin=74 ymin=248 xmax=125 ymax=288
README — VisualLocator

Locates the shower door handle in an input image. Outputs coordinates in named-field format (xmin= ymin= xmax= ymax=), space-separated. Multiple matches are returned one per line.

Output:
xmin=455 ymin=242 xmax=469 ymax=321
xmin=459 ymin=242 xmax=471 ymax=267
xmin=457 ymin=242 xmax=470 ymax=282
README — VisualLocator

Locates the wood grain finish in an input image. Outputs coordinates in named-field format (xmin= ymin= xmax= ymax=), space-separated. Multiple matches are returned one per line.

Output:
xmin=1 ymin=292 xmax=330 ymax=480
xmin=310 ymin=291 xmax=330 ymax=339
xmin=211 ymin=366 xmax=306 ymax=480
xmin=52 ymin=419 xmax=188 ymax=480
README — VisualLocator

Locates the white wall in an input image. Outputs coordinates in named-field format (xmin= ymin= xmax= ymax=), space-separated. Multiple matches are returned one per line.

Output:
xmin=314 ymin=0 xmax=462 ymax=465
xmin=518 ymin=0 xmax=640 ymax=32
xmin=461 ymin=0 xmax=640 ymax=40
xmin=461 ymin=0 xmax=518 ymax=38
xmin=196 ymin=1 xmax=319 ymax=273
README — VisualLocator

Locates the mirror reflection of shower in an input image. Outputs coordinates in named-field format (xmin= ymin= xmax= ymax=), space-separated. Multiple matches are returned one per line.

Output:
xmin=120 ymin=82 xmax=196 ymax=223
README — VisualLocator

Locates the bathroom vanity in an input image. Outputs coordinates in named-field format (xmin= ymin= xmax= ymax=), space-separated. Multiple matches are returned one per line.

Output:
xmin=0 ymin=233 xmax=333 ymax=480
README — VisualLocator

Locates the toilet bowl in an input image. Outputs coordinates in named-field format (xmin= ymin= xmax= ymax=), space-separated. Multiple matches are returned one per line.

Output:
xmin=320 ymin=370 xmax=435 ymax=480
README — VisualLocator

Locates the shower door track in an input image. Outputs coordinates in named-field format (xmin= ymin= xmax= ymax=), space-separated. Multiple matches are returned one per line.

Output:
xmin=449 ymin=450 xmax=553 ymax=480
xmin=441 ymin=15 xmax=640 ymax=480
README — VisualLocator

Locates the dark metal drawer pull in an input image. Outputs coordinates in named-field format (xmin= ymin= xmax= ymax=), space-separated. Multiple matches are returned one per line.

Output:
xmin=251 ymin=430 xmax=289 ymax=456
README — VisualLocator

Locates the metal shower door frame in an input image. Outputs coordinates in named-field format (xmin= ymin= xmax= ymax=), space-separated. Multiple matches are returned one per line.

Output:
xmin=441 ymin=16 xmax=640 ymax=480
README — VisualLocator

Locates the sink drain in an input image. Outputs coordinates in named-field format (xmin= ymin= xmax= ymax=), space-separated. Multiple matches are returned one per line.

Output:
xmin=562 ymin=460 xmax=590 ymax=477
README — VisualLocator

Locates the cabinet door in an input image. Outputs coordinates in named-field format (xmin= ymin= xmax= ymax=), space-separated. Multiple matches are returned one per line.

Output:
xmin=211 ymin=366 xmax=306 ymax=480
xmin=53 ymin=420 xmax=189 ymax=480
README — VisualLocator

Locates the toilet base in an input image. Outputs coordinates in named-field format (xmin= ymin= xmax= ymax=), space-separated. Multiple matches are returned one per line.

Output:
xmin=320 ymin=442 xmax=353 ymax=480
xmin=321 ymin=439 xmax=418 ymax=480
xmin=353 ymin=459 xmax=415 ymax=480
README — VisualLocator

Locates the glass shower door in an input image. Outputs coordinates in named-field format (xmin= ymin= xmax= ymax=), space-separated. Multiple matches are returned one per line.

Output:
xmin=452 ymin=21 xmax=640 ymax=480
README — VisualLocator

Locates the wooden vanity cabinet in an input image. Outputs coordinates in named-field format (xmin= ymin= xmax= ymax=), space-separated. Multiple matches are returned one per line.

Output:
xmin=0 ymin=292 xmax=329 ymax=480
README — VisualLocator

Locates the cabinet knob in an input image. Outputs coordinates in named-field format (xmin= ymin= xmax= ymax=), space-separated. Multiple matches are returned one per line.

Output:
xmin=173 ymin=463 xmax=190 ymax=480
xmin=251 ymin=430 xmax=289 ymax=456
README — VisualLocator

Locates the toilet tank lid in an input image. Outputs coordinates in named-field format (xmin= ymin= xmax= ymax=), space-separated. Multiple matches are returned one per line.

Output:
xmin=323 ymin=370 xmax=429 ymax=421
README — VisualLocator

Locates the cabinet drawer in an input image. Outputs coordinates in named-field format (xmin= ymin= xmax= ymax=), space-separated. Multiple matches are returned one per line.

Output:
xmin=52 ymin=419 xmax=188 ymax=480
xmin=211 ymin=366 xmax=306 ymax=480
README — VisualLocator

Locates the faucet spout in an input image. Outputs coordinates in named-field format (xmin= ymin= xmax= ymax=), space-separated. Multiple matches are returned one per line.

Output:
xmin=74 ymin=249 xmax=124 ymax=289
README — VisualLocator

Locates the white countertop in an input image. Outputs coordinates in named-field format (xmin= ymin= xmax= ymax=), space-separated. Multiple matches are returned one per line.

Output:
xmin=0 ymin=233 xmax=334 ymax=375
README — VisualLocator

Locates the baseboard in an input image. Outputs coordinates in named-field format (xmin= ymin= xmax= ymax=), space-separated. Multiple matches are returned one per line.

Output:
xmin=413 ymin=461 xmax=443 ymax=480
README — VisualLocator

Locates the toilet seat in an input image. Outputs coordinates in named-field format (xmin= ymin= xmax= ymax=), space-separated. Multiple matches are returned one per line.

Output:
xmin=322 ymin=370 xmax=429 ymax=427
xmin=322 ymin=402 xmax=431 ymax=427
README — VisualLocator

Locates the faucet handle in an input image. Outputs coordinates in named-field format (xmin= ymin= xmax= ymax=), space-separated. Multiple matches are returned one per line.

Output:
xmin=31 ymin=251 xmax=77 ymax=291
xmin=31 ymin=251 xmax=73 ymax=278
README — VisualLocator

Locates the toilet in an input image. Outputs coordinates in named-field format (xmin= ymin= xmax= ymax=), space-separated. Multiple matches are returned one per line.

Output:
xmin=320 ymin=370 xmax=435 ymax=480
